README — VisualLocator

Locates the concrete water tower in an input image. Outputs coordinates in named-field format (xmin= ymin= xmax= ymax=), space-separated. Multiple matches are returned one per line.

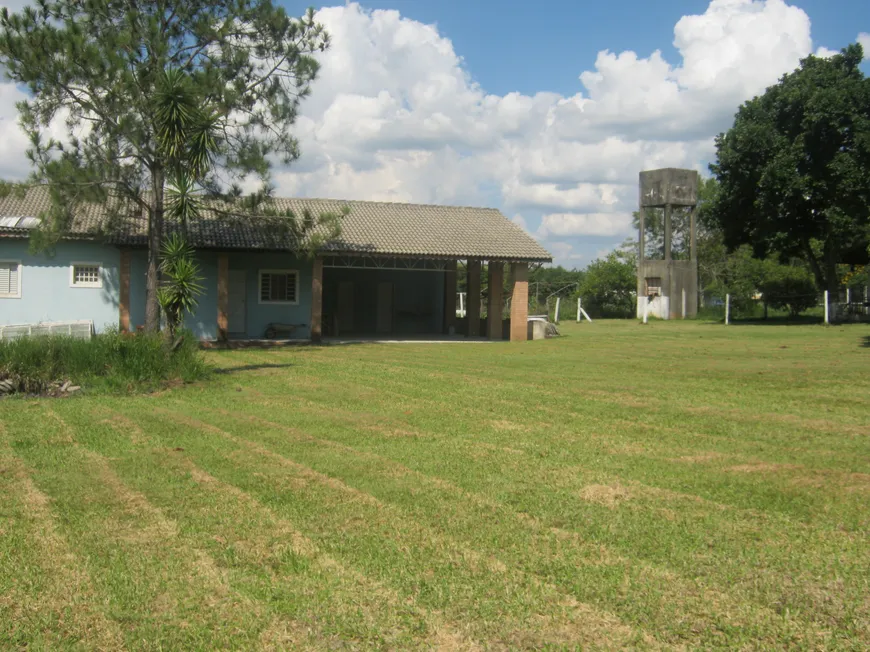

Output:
xmin=636 ymin=168 xmax=699 ymax=319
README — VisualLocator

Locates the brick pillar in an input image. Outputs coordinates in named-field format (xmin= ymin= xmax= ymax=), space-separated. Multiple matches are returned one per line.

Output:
xmin=217 ymin=253 xmax=229 ymax=341
xmin=119 ymin=249 xmax=131 ymax=332
xmin=311 ymin=256 xmax=324 ymax=343
xmin=443 ymin=260 xmax=457 ymax=334
xmin=467 ymin=259 xmax=481 ymax=337
xmin=510 ymin=262 xmax=528 ymax=342
xmin=487 ymin=261 xmax=504 ymax=340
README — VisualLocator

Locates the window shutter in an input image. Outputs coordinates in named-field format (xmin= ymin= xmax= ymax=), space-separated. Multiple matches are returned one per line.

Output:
xmin=0 ymin=262 xmax=16 ymax=296
xmin=287 ymin=272 xmax=297 ymax=302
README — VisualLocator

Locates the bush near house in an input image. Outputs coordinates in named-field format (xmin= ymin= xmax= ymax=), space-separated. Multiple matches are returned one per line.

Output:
xmin=0 ymin=330 xmax=208 ymax=395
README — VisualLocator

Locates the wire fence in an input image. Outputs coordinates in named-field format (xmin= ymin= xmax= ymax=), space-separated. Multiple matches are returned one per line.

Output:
xmin=456 ymin=285 xmax=870 ymax=325
xmin=703 ymin=288 xmax=870 ymax=324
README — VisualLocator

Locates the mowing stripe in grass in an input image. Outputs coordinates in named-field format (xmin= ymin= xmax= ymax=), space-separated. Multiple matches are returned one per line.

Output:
xmin=236 ymin=372 xmax=870 ymax=529
xmin=227 ymin=351 xmax=870 ymax=475
xmin=115 ymin=401 xmax=653 ymax=650
xmin=154 ymin=400 xmax=838 ymax=648
xmin=176 ymin=381 xmax=870 ymax=643
xmin=0 ymin=439 xmax=125 ymax=651
xmin=70 ymin=406 xmax=469 ymax=650
xmin=5 ymin=405 xmax=267 ymax=649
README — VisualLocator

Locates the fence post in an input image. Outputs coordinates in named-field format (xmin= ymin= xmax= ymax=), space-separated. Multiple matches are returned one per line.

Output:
xmin=824 ymin=290 xmax=829 ymax=325
xmin=681 ymin=288 xmax=686 ymax=319
xmin=725 ymin=294 xmax=730 ymax=325
xmin=554 ymin=297 xmax=561 ymax=324
xmin=643 ymin=297 xmax=648 ymax=324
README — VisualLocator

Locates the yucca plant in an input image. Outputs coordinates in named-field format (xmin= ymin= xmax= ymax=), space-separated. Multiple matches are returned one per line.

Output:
xmin=158 ymin=234 xmax=204 ymax=338
xmin=156 ymin=68 xmax=218 ymax=238
xmin=153 ymin=70 xmax=212 ymax=339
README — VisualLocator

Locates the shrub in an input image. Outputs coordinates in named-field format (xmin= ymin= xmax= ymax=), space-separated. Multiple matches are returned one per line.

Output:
xmin=158 ymin=235 xmax=205 ymax=338
xmin=0 ymin=328 xmax=209 ymax=395
xmin=579 ymin=252 xmax=636 ymax=318
xmin=759 ymin=266 xmax=818 ymax=318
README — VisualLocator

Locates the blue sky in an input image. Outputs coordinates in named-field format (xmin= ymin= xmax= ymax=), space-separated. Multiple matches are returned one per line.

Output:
xmin=271 ymin=0 xmax=870 ymax=267
xmin=1 ymin=0 xmax=868 ymax=267
xmin=282 ymin=0 xmax=870 ymax=95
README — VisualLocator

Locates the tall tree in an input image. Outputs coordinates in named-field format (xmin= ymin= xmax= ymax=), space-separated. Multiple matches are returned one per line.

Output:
xmin=0 ymin=0 xmax=333 ymax=331
xmin=709 ymin=44 xmax=870 ymax=294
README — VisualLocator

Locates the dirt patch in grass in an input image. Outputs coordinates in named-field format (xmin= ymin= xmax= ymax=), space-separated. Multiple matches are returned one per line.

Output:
xmin=363 ymin=424 xmax=425 ymax=439
xmin=489 ymin=419 xmax=530 ymax=432
xmin=507 ymin=594 xmax=644 ymax=651
xmin=94 ymin=409 xmax=148 ymax=446
xmin=578 ymin=483 xmax=632 ymax=508
xmin=258 ymin=616 xmax=316 ymax=651
xmin=726 ymin=462 xmax=803 ymax=474
xmin=674 ymin=452 xmax=727 ymax=464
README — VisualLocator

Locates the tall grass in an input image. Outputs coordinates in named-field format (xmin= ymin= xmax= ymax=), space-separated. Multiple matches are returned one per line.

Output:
xmin=0 ymin=329 xmax=209 ymax=394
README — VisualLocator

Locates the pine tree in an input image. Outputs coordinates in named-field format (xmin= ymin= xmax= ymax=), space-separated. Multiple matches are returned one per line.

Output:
xmin=0 ymin=0 xmax=334 ymax=331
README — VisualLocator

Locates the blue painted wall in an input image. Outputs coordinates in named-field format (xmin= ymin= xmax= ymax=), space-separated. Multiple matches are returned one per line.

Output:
xmin=129 ymin=249 xmax=148 ymax=332
xmin=234 ymin=253 xmax=313 ymax=339
xmin=1 ymin=238 xmax=452 ymax=341
xmin=126 ymin=250 xmax=314 ymax=340
xmin=0 ymin=239 xmax=121 ymax=333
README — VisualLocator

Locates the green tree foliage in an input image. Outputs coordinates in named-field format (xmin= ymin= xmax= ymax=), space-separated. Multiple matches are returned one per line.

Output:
xmin=704 ymin=245 xmax=765 ymax=315
xmin=709 ymin=44 xmax=870 ymax=294
xmin=0 ymin=0 xmax=336 ymax=331
xmin=158 ymin=235 xmax=204 ymax=338
xmin=578 ymin=251 xmax=636 ymax=318
xmin=758 ymin=265 xmax=818 ymax=319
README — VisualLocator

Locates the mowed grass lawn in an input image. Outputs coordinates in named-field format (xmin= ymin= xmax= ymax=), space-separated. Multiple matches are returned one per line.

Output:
xmin=2 ymin=321 xmax=869 ymax=650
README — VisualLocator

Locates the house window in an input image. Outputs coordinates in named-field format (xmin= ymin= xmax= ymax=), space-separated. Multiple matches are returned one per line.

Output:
xmin=0 ymin=261 xmax=21 ymax=298
xmin=259 ymin=269 xmax=298 ymax=304
xmin=70 ymin=262 xmax=103 ymax=288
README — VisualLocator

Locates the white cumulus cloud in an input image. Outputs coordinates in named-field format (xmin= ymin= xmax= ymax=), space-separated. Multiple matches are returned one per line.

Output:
xmin=0 ymin=0 xmax=849 ymax=266
xmin=537 ymin=213 xmax=634 ymax=238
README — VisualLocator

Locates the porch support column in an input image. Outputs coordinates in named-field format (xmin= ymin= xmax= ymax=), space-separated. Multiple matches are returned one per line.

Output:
xmin=119 ymin=248 xmax=131 ymax=332
xmin=467 ymin=259 xmax=482 ymax=337
xmin=311 ymin=255 xmax=324 ymax=343
xmin=487 ymin=261 xmax=504 ymax=340
xmin=510 ymin=262 xmax=528 ymax=342
xmin=443 ymin=260 xmax=457 ymax=334
xmin=217 ymin=253 xmax=229 ymax=342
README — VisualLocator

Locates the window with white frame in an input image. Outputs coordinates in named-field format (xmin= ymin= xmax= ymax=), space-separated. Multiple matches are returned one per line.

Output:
xmin=259 ymin=269 xmax=298 ymax=304
xmin=0 ymin=261 xmax=21 ymax=298
xmin=70 ymin=262 xmax=103 ymax=288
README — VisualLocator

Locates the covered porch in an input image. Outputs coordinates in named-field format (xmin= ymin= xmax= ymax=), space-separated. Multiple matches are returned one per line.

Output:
xmin=305 ymin=254 xmax=531 ymax=343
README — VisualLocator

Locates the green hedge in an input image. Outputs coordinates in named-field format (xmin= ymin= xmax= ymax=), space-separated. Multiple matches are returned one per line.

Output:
xmin=0 ymin=329 xmax=209 ymax=395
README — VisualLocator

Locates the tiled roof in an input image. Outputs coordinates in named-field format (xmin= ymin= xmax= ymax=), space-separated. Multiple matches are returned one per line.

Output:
xmin=0 ymin=187 xmax=552 ymax=262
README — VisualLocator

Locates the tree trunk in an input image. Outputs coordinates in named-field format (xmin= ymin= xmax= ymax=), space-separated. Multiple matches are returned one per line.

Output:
xmin=803 ymin=240 xmax=826 ymax=292
xmin=144 ymin=166 xmax=165 ymax=332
